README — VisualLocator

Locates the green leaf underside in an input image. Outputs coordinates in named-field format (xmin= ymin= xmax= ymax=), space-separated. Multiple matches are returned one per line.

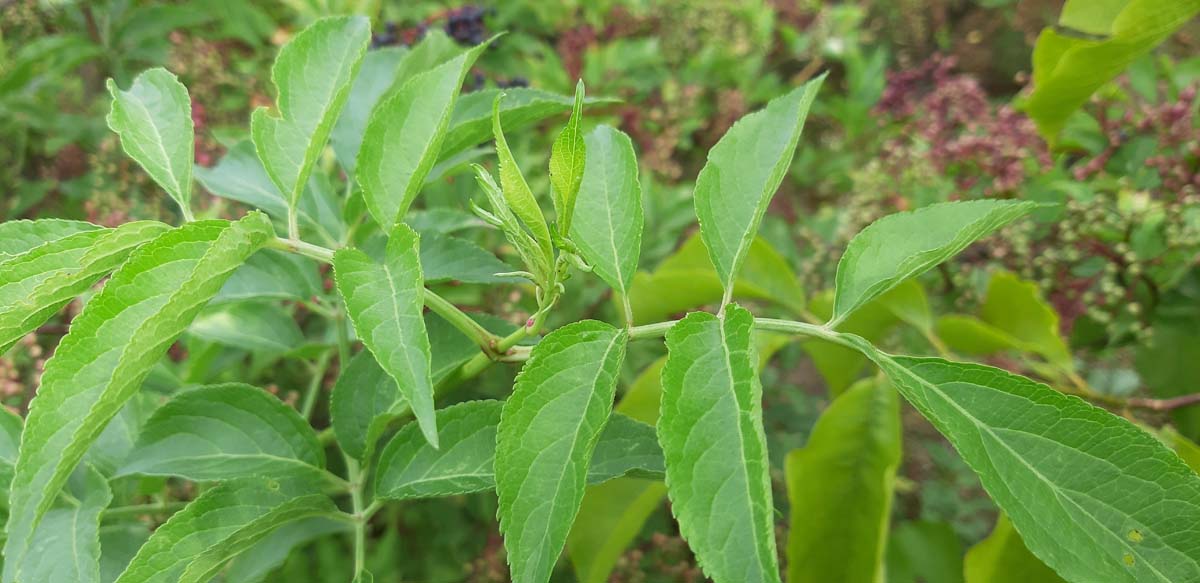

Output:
xmin=333 ymin=223 xmax=438 ymax=449
xmin=3 ymin=213 xmax=274 ymax=582
xmin=693 ymin=76 xmax=823 ymax=302
xmin=106 ymin=68 xmax=194 ymax=213
xmin=357 ymin=40 xmax=490 ymax=228
xmin=251 ymin=15 xmax=370 ymax=208
xmin=785 ymin=378 xmax=901 ymax=583
xmin=0 ymin=221 xmax=170 ymax=353
xmin=117 ymin=383 xmax=324 ymax=481
xmin=0 ymin=219 xmax=99 ymax=257
xmin=376 ymin=400 xmax=661 ymax=500
xmin=569 ymin=125 xmax=643 ymax=299
xmin=19 ymin=467 xmax=111 ymax=583
xmin=496 ymin=321 xmax=628 ymax=583
xmin=964 ymin=514 xmax=1066 ymax=583
xmin=114 ymin=477 xmax=336 ymax=583
xmin=441 ymin=89 xmax=617 ymax=162
xmin=832 ymin=200 xmax=1038 ymax=325
xmin=549 ymin=80 xmax=586 ymax=235
xmin=859 ymin=347 xmax=1200 ymax=582
xmin=659 ymin=305 xmax=780 ymax=583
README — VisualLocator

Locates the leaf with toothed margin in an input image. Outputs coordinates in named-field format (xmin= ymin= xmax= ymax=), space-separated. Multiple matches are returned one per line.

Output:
xmin=0 ymin=219 xmax=99 ymax=257
xmin=251 ymin=16 xmax=370 ymax=214
xmin=113 ymin=477 xmax=337 ymax=583
xmin=17 ymin=466 xmax=111 ymax=583
xmin=116 ymin=383 xmax=327 ymax=482
xmin=693 ymin=76 xmax=823 ymax=305
xmin=496 ymin=321 xmax=628 ymax=583
xmin=659 ymin=304 xmax=780 ymax=583
xmin=333 ymin=223 xmax=437 ymax=449
xmin=0 ymin=220 xmax=170 ymax=354
xmin=2 ymin=213 xmax=274 ymax=583
xmin=375 ymin=400 xmax=661 ymax=501
xmin=106 ymin=67 xmax=194 ymax=214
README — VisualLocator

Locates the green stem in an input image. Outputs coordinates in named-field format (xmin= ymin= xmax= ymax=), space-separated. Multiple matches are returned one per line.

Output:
xmin=423 ymin=289 xmax=500 ymax=354
xmin=300 ymin=350 xmax=333 ymax=421
xmin=287 ymin=208 xmax=300 ymax=241
xmin=346 ymin=455 xmax=368 ymax=579
xmin=335 ymin=305 xmax=352 ymax=370
xmin=268 ymin=236 xmax=335 ymax=263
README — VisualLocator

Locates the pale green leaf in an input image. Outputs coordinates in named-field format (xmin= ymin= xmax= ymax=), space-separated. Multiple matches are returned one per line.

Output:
xmin=1163 ymin=426 xmax=1200 ymax=473
xmin=420 ymin=233 xmax=520 ymax=284
xmin=549 ymin=80 xmax=586 ymax=235
xmin=0 ymin=219 xmax=99 ymax=257
xmin=803 ymin=290 xmax=900 ymax=396
xmin=497 ymin=321 xmax=628 ymax=583
xmin=18 ymin=466 xmax=111 ymax=583
xmin=85 ymin=392 xmax=157 ymax=476
xmin=1059 ymin=0 xmax=1131 ymax=35
xmin=106 ymin=68 xmax=194 ymax=214
xmin=330 ymin=47 xmax=407 ymax=175
xmin=0 ymin=221 xmax=170 ymax=354
xmin=693 ymin=76 xmax=823 ymax=304
xmin=569 ymin=125 xmax=642 ymax=306
xmin=3 ymin=213 xmax=274 ymax=582
xmin=213 ymin=248 xmax=321 ymax=304
xmin=114 ymin=477 xmax=337 ymax=583
xmin=979 ymin=271 xmax=1072 ymax=368
xmin=99 ymin=525 xmax=150 ymax=583
xmin=965 ymin=514 xmax=1067 ymax=583
xmin=357 ymin=40 xmax=490 ymax=228
xmin=886 ymin=520 xmax=964 ymax=583
xmin=879 ymin=279 xmax=933 ymax=332
xmin=832 ymin=200 xmax=1037 ymax=326
xmin=188 ymin=302 xmax=303 ymax=353
xmin=333 ymin=223 xmax=437 ymax=448
xmin=224 ymin=518 xmax=349 ymax=583
xmin=116 ymin=383 xmax=325 ymax=481
xmin=659 ymin=304 xmax=780 ymax=583
xmin=376 ymin=400 xmax=660 ymax=501
xmin=1137 ymin=311 xmax=1200 ymax=441
xmin=492 ymin=93 xmax=553 ymax=261
xmin=441 ymin=88 xmax=618 ymax=162
xmin=785 ymin=377 xmax=900 ymax=583
xmin=251 ymin=16 xmax=370 ymax=210
xmin=864 ymin=351 xmax=1200 ymax=582
xmin=936 ymin=314 xmax=1025 ymax=355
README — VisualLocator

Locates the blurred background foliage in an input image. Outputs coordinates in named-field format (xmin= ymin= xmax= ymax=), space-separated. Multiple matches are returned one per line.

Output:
xmin=3 ymin=0 xmax=1200 ymax=581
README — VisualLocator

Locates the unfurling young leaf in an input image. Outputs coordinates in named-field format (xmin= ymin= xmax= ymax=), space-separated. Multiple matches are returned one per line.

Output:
xmin=442 ymin=88 xmax=618 ymax=163
xmin=659 ymin=305 xmax=780 ymax=583
xmin=333 ymin=223 xmax=438 ymax=448
xmin=831 ymin=200 xmax=1038 ymax=327
xmin=492 ymin=93 xmax=554 ymax=263
xmin=251 ymin=16 xmax=370 ymax=233
xmin=693 ymin=75 xmax=824 ymax=307
xmin=549 ymin=80 xmax=586 ymax=235
xmin=106 ymin=68 xmax=195 ymax=218
xmin=496 ymin=321 xmax=628 ymax=583
xmin=2 ymin=213 xmax=274 ymax=583
xmin=569 ymin=125 xmax=642 ymax=322
xmin=357 ymin=39 xmax=491 ymax=228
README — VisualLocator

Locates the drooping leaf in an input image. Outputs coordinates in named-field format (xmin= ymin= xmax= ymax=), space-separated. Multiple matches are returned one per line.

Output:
xmin=441 ymin=88 xmax=619 ymax=162
xmin=251 ymin=16 xmax=370 ymax=213
xmin=549 ymin=80 xmax=586 ymax=235
xmin=114 ymin=477 xmax=337 ymax=583
xmin=569 ymin=125 xmax=642 ymax=311
xmin=964 ymin=514 xmax=1067 ymax=583
xmin=831 ymin=200 xmax=1037 ymax=326
xmin=330 ymin=46 xmax=407 ymax=175
xmin=659 ymin=305 xmax=780 ymax=583
xmin=936 ymin=314 xmax=1025 ymax=355
xmin=106 ymin=68 xmax=194 ymax=214
xmin=188 ymin=302 xmax=304 ymax=353
xmin=491 ymin=93 xmax=553 ymax=262
xmin=116 ymin=383 xmax=325 ymax=481
xmin=496 ymin=321 xmax=628 ymax=583
xmin=357 ymin=39 xmax=490 ymax=228
xmin=3 ymin=213 xmax=273 ymax=581
xmin=978 ymin=271 xmax=1072 ymax=368
xmin=0 ymin=221 xmax=170 ymax=354
xmin=18 ymin=466 xmax=111 ymax=583
xmin=0 ymin=219 xmax=99 ymax=257
xmin=333 ymin=223 xmax=437 ymax=448
xmin=419 ymin=233 xmax=520 ymax=284
xmin=863 ymin=350 xmax=1200 ymax=582
xmin=785 ymin=377 xmax=901 ymax=583
xmin=693 ymin=76 xmax=823 ymax=304
xmin=1028 ymin=0 xmax=1200 ymax=140
xmin=213 ymin=248 xmax=321 ymax=304
xmin=375 ymin=400 xmax=660 ymax=501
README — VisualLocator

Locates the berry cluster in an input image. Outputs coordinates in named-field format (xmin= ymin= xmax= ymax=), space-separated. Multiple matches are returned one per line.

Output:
xmin=445 ymin=5 xmax=490 ymax=46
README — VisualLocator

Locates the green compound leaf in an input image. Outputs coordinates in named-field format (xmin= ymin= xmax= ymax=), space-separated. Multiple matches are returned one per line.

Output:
xmin=569 ymin=125 xmax=643 ymax=310
xmin=965 ymin=514 xmax=1066 ymax=583
xmin=357 ymin=39 xmax=490 ymax=228
xmin=441 ymin=88 xmax=618 ymax=162
xmin=333 ymin=223 xmax=437 ymax=449
xmin=492 ymin=93 xmax=554 ymax=263
xmin=106 ymin=68 xmax=194 ymax=215
xmin=251 ymin=16 xmax=370 ymax=213
xmin=832 ymin=200 xmax=1037 ymax=326
xmin=114 ymin=477 xmax=337 ymax=583
xmin=865 ymin=352 xmax=1200 ymax=582
xmin=785 ymin=377 xmax=901 ymax=583
xmin=116 ymin=383 xmax=325 ymax=482
xmin=375 ymin=400 xmax=661 ymax=501
xmin=0 ymin=218 xmax=99 ymax=257
xmin=18 ymin=466 xmax=110 ymax=583
xmin=659 ymin=305 xmax=780 ymax=583
xmin=0 ymin=220 xmax=170 ymax=354
xmin=693 ymin=76 xmax=823 ymax=305
xmin=1028 ymin=0 xmax=1200 ymax=141
xmin=3 ymin=213 xmax=273 ymax=583
xmin=496 ymin=321 xmax=628 ymax=583
xmin=549 ymin=80 xmax=586 ymax=235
